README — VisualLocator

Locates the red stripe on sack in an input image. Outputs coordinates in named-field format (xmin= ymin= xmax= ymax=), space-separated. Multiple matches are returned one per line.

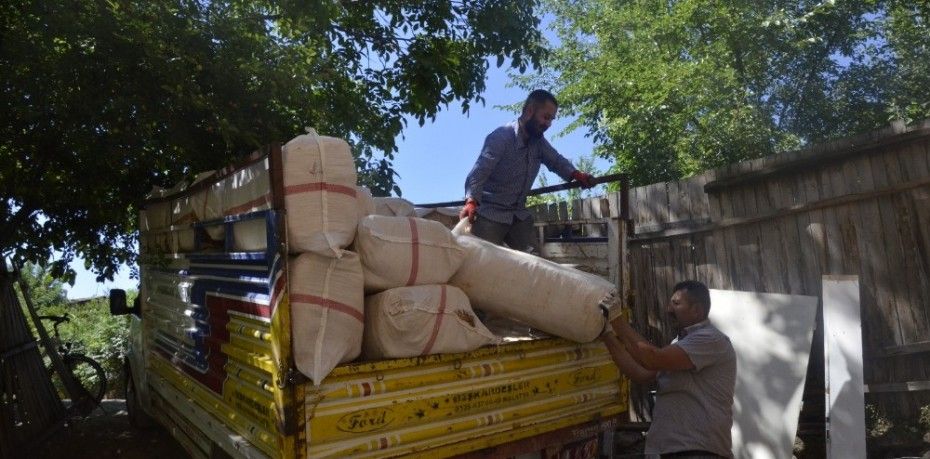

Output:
xmin=421 ymin=286 xmax=447 ymax=356
xmin=225 ymin=194 xmax=272 ymax=216
xmin=379 ymin=438 xmax=388 ymax=450
xmin=284 ymin=182 xmax=357 ymax=198
xmin=291 ymin=293 xmax=364 ymax=323
xmin=362 ymin=382 xmax=372 ymax=397
xmin=405 ymin=217 xmax=420 ymax=286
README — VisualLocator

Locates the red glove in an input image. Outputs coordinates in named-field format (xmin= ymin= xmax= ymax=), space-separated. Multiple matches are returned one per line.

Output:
xmin=459 ymin=198 xmax=478 ymax=222
xmin=571 ymin=170 xmax=595 ymax=189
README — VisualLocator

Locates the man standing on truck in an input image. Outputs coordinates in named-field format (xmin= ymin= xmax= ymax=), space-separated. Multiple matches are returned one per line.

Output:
xmin=602 ymin=280 xmax=736 ymax=458
xmin=459 ymin=89 xmax=594 ymax=253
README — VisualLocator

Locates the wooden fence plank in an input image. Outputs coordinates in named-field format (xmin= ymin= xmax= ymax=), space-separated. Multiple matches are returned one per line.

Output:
xmin=668 ymin=180 xmax=688 ymax=224
xmin=786 ymin=163 xmax=822 ymax=296
xmin=873 ymin=152 xmax=918 ymax=345
xmin=896 ymin=140 xmax=930 ymax=343
xmin=633 ymin=184 xmax=648 ymax=229
xmin=762 ymin=155 xmax=786 ymax=210
xmin=893 ymin=192 xmax=930 ymax=342
xmin=688 ymin=173 xmax=711 ymax=222
xmin=644 ymin=182 xmax=670 ymax=229
xmin=705 ymin=169 xmax=724 ymax=222
xmin=819 ymin=160 xmax=846 ymax=275
xmin=856 ymin=153 xmax=904 ymax=351
xmin=882 ymin=149 xmax=928 ymax=345
xmin=726 ymin=164 xmax=749 ymax=219
xmin=699 ymin=232 xmax=719 ymax=288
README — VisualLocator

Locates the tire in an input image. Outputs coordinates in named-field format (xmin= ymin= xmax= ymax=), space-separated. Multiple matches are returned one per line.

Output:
xmin=125 ymin=362 xmax=155 ymax=428
xmin=63 ymin=354 xmax=107 ymax=406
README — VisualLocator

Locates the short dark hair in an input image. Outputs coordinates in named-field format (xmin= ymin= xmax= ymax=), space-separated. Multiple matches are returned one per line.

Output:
xmin=673 ymin=280 xmax=711 ymax=317
xmin=522 ymin=89 xmax=558 ymax=114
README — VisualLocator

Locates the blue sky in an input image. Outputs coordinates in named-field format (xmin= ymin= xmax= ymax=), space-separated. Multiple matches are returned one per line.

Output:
xmin=65 ymin=19 xmax=608 ymax=299
xmin=390 ymin=62 xmax=601 ymax=205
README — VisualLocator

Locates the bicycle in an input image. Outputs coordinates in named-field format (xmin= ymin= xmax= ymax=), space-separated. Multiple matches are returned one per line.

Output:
xmin=38 ymin=314 xmax=108 ymax=416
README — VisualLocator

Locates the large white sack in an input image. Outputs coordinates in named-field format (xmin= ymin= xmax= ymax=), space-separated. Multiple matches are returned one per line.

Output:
xmin=415 ymin=207 xmax=460 ymax=230
xmin=356 ymin=215 xmax=466 ymax=292
xmin=283 ymin=130 xmax=358 ymax=256
xmin=187 ymin=158 xmax=272 ymax=251
xmin=449 ymin=234 xmax=619 ymax=343
xmin=356 ymin=185 xmax=377 ymax=217
xmin=141 ymin=186 xmax=173 ymax=231
xmin=290 ymin=251 xmax=365 ymax=385
xmin=170 ymin=190 xmax=197 ymax=252
xmin=190 ymin=170 xmax=227 ymax=242
xmin=363 ymin=285 xmax=499 ymax=359
xmin=224 ymin=159 xmax=271 ymax=251
xmin=373 ymin=197 xmax=416 ymax=217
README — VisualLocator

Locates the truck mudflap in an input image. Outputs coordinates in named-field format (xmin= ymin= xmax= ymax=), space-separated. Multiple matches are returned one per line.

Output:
xmin=305 ymin=338 xmax=628 ymax=458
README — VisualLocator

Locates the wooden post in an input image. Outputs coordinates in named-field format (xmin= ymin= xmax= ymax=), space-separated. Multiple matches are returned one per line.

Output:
xmin=607 ymin=193 xmax=622 ymax=288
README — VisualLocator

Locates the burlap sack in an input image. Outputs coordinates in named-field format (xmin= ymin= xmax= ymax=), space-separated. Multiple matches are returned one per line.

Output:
xmin=355 ymin=215 xmax=466 ymax=293
xmin=282 ymin=130 xmax=358 ymax=256
xmin=373 ymin=197 xmax=416 ymax=217
xmin=450 ymin=233 xmax=619 ymax=343
xmin=356 ymin=185 xmax=377 ymax=217
xmin=190 ymin=170 xmax=227 ymax=243
xmin=363 ymin=285 xmax=499 ymax=359
xmin=290 ymin=251 xmax=365 ymax=385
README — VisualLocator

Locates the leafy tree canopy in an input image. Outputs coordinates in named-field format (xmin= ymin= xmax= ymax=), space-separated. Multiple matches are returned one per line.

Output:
xmin=518 ymin=0 xmax=930 ymax=186
xmin=0 ymin=0 xmax=545 ymax=282
xmin=18 ymin=262 xmax=68 ymax=309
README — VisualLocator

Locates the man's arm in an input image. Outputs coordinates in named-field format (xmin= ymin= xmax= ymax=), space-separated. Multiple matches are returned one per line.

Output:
xmin=539 ymin=142 xmax=594 ymax=188
xmin=539 ymin=141 xmax=576 ymax=182
xmin=601 ymin=331 xmax=657 ymax=384
xmin=610 ymin=318 xmax=695 ymax=372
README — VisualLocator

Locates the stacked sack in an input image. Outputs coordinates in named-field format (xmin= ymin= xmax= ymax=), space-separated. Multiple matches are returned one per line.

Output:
xmin=355 ymin=215 xmax=499 ymax=358
xmin=450 ymin=220 xmax=620 ymax=343
xmin=139 ymin=180 xmax=195 ymax=254
xmin=279 ymin=130 xmax=364 ymax=385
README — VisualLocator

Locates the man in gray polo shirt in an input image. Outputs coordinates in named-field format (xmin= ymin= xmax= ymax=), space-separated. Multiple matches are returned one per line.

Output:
xmin=459 ymin=89 xmax=594 ymax=252
xmin=603 ymin=280 xmax=736 ymax=458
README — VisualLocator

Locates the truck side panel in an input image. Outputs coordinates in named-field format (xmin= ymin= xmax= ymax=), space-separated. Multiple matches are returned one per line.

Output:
xmin=140 ymin=211 xmax=298 ymax=458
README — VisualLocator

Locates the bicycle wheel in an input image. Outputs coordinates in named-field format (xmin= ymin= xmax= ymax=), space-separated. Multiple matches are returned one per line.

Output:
xmin=63 ymin=354 xmax=107 ymax=406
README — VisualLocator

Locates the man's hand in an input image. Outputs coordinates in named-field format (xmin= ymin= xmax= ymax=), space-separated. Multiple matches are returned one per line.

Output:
xmin=459 ymin=198 xmax=478 ymax=222
xmin=571 ymin=170 xmax=595 ymax=189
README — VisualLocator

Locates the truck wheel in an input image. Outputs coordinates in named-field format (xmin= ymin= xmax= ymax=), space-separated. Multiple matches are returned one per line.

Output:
xmin=125 ymin=363 xmax=155 ymax=428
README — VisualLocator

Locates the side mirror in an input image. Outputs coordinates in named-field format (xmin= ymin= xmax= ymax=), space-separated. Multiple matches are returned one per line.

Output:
xmin=109 ymin=289 xmax=130 ymax=316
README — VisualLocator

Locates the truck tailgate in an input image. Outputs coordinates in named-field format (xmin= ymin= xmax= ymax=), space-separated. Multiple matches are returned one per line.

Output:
xmin=304 ymin=338 xmax=627 ymax=458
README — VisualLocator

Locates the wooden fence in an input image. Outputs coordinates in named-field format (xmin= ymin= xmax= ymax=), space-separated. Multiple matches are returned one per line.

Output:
xmin=531 ymin=119 xmax=930 ymax=455
xmin=0 ymin=267 xmax=66 ymax=458
xmin=634 ymin=119 xmax=930 ymax=454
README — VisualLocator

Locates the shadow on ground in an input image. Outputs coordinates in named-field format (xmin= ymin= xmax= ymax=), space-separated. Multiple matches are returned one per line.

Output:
xmin=37 ymin=399 xmax=187 ymax=459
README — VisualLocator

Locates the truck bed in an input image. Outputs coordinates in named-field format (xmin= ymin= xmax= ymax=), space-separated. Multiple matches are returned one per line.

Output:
xmin=135 ymin=148 xmax=628 ymax=458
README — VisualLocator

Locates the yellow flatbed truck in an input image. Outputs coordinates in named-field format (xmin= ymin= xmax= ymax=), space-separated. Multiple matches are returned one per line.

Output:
xmin=110 ymin=143 xmax=629 ymax=458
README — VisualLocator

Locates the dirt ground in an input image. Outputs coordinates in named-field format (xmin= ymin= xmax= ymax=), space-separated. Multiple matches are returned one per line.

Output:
xmin=36 ymin=400 xmax=188 ymax=459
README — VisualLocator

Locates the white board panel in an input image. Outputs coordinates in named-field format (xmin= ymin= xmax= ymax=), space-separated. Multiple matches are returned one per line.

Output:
xmin=709 ymin=289 xmax=819 ymax=459
xmin=822 ymin=275 xmax=865 ymax=459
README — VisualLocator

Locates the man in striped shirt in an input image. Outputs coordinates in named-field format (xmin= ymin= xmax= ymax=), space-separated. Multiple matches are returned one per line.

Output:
xmin=460 ymin=89 xmax=593 ymax=252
